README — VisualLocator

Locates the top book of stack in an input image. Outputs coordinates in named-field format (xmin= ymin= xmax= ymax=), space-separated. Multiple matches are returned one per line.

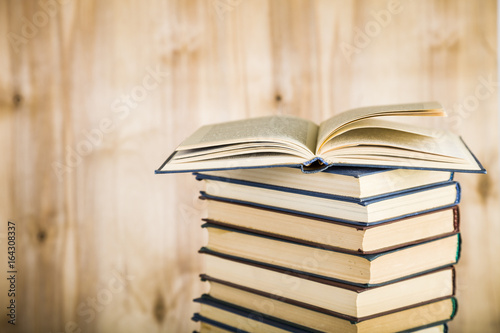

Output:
xmin=156 ymin=102 xmax=485 ymax=174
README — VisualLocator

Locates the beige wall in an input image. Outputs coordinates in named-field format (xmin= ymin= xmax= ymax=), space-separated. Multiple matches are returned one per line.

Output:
xmin=0 ymin=0 xmax=498 ymax=332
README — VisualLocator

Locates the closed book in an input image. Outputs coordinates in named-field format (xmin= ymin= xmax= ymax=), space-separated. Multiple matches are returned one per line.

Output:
xmin=192 ymin=311 xmax=313 ymax=333
xmin=194 ymin=321 xmax=448 ymax=333
xmin=198 ymin=176 xmax=460 ymax=226
xmin=203 ymin=198 xmax=459 ymax=254
xmin=202 ymin=224 xmax=460 ymax=286
xmin=196 ymin=166 xmax=454 ymax=199
xmin=200 ymin=251 xmax=455 ymax=319
xmin=193 ymin=294 xmax=455 ymax=333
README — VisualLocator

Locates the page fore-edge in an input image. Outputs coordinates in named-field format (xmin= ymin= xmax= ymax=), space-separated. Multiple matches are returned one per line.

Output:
xmin=155 ymin=137 xmax=485 ymax=174
xmin=192 ymin=294 xmax=455 ymax=329
xmin=198 ymin=181 xmax=461 ymax=226
xmin=193 ymin=173 xmax=457 ymax=205
xmin=198 ymin=271 xmax=456 ymax=324
xmin=198 ymin=242 xmax=459 ymax=289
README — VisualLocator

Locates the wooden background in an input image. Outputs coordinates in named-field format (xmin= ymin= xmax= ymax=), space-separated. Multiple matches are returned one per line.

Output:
xmin=0 ymin=0 xmax=498 ymax=332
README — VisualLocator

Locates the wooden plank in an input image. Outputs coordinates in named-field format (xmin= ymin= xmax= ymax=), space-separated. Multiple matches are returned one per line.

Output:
xmin=0 ymin=0 xmax=498 ymax=332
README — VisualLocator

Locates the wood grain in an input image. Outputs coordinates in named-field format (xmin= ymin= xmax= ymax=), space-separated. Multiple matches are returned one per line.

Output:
xmin=0 ymin=0 xmax=498 ymax=332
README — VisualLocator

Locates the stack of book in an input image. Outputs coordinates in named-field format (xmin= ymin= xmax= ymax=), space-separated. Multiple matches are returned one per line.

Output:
xmin=155 ymin=102 xmax=485 ymax=332
xmin=191 ymin=167 xmax=460 ymax=332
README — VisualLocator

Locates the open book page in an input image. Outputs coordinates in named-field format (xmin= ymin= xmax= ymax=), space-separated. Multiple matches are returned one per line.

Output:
xmin=320 ymin=128 xmax=476 ymax=166
xmin=316 ymin=102 xmax=445 ymax=153
xmin=172 ymin=144 xmax=309 ymax=163
xmin=157 ymin=102 xmax=484 ymax=173
xmin=163 ymin=153 xmax=307 ymax=171
xmin=173 ymin=142 xmax=306 ymax=161
xmin=319 ymin=118 xmax=442 ymax=149
xmin=176 ymin=115 xmax=318 ymax=159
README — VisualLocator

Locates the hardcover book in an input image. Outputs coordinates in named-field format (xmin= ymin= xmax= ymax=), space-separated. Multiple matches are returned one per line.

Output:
xmin=198 ymin=177 xmax=460 ymax=225
xmin=193 ymin=292 xmax=456 ymax=333
xmin=202 ymin=224 xmax=460 ymax=286
xmin=200 ymin=252 xmax=455 ymax=319
xmin=196 ymin=166 xmax=454 ymax=199
xmin=203 ymin=199 xmax=459 ymax=254
xmin=156 ymin=102 xmax=485 ymax=174
xmin=194 ymin=319 xmax=448 ymax=333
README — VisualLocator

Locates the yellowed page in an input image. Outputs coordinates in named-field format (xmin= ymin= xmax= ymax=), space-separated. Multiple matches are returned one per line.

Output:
xmin=177 ymin=115 xmax=318 ymax=158
xmin=316 ymin=102 xmax=444 ymax=153
xmin=171 ymin=146 xmax=307 ymax=163
xmin=319 ymin=128 xmax=481 ymax=170
xmin=173 ymin=142 xmax=305 ymax=160
xmin=325 ymin=147 xmax=462 ymax=163
xmin=321 ymin=128 xmax=465 ymax=158
xmin=162 ymin=153 xmax=306 ymax=172
xmin=324 ymin=118 xmax=442 ymax=141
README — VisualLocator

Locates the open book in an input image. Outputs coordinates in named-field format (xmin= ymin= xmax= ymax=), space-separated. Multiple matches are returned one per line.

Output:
xmin=157 ymin=102 xmax=484 ymax=174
